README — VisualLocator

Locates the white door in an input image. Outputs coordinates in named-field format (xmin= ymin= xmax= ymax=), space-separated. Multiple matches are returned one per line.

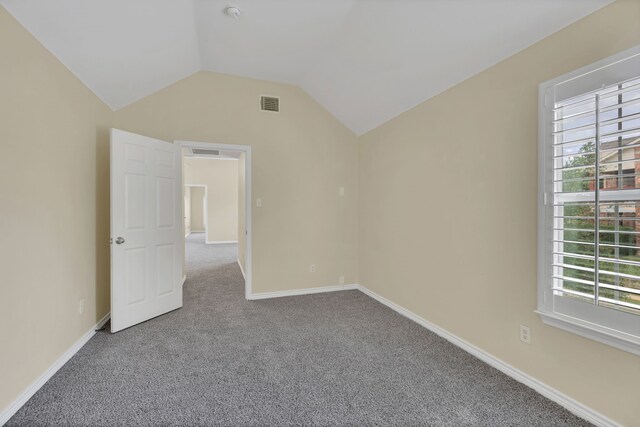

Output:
xmin=110 ymin=128 xmax=183 ymax=332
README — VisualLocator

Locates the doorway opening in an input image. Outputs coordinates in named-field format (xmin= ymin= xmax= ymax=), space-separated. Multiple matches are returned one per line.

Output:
xmin=178 ymin=141 xmax=252 ymax=299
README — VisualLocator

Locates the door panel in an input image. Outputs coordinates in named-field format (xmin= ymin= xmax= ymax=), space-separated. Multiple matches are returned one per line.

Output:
xmin=124 ymin=248 xmax=146 ymax=305
xmin=156 ymin=177 xmax=174 ymax=227
xmin=157 ymin=244 xmax=175 ymax=296
xmin=111 ymin=128 xmax=183 ymax=332
xmin=125 ymin=174 xmax=146 ymax=229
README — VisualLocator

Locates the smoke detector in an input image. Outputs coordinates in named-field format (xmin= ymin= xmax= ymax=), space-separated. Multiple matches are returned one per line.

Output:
xmin=225 ymin=6 xmax=241 ymax=19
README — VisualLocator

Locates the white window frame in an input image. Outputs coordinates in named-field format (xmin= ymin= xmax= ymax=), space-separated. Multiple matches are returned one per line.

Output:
xmin=538 ymin=45 xmax=640 ymax=356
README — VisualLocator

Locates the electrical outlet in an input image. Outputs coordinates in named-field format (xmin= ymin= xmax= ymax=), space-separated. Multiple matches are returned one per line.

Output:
xmin=310 ymin=264 xmax=316 ymax=273
xmin=520 ymin=324 xmax=531 ymax=344
xmin=79 ymin=299 xmax=85 ymax=315
xmin=256 ymin=198 xmax=262 ymax=208
xmin=339 ymin=187 xmax=345 ymax=196
xmin=339 ymin=276 xmax=345 ymax=285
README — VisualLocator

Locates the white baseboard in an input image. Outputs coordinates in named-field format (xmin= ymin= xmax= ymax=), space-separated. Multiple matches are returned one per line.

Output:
xmin=237 ymin=259 xmax=246 ymax=280
xmin=184 ymin=232 xmax=191 ymax=238
xmin=96 ymin=313 xmax=110 ymax=330
xmin=355 ymin=285 xmax=619 ymax=427
xmin=0 ymin=312 xmax=111 ymax=426
xmin=206 ymin=240 xmax=238 ymax=245
xmin=248 ymin=284 xmax=358 ymax=300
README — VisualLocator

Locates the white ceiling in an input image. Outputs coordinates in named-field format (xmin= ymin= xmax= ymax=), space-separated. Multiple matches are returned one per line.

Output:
xmin=1 ymin=0 xmax=612 ymax=135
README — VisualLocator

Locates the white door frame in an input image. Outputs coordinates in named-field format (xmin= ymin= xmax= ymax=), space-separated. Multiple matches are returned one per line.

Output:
xmin=177 ymin=140 xmax=252 ymax=299
xmin=184 ymin=184 xmax=208 ymax=237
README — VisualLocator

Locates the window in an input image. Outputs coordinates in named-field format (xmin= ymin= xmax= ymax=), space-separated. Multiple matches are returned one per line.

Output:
xmin=539 ymin=46 xmax=640 ymax=355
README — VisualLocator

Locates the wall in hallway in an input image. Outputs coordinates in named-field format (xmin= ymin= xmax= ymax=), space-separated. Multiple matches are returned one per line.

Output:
xmin=189 ymin=186 xmax=206 ymax=232
xmin=184 ymin=157 xmax=239 ymax=243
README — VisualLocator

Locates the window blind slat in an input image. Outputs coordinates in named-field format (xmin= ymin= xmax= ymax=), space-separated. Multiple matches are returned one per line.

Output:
xmin=599 ymin=125 xmax=640 ymax=139
xmin=599 ymin=111 xmax=640 ymax=127
xmin=598 ymin=80 xmax=640 ymax=101
xmin=553 ymin=108 xmax=595 ymax=124
xmin=556 ymin=189 xmax=640 ymax=202
xmin=551 ymin=268 xmax=640 ymax=296
xmin=551 ymin=287 xmax=594 ymax=299
xmin=554 ymin=96 xmax=595 ymax=112
xmin=599 ymin=283 xmax=640 ymax=296
xmin=599 ymin=296 xmax=640 ymax=311
xmin=553 ymin=122 xmax=595 ymax=135
xmin=553 ymin=275 xmax=594 ymax=286
xmin=553 ymin=239 xmax=594 ymax=246
xmin=555 ymin=164 xmax=595 ymax=173
xmin=553 ymin=135 xmax=596 ymax=147
xmin=599 ymin=96 xmax=640 ymax=114
xmin=554 ymin=251 xmax=640 ymax=269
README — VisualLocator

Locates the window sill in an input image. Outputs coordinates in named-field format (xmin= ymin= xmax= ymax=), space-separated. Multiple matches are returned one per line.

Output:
xmin=536 ymin=310 xmax=640 ymax=356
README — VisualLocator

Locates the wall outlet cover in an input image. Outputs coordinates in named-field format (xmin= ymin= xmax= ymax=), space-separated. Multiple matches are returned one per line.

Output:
xmin=520 ymin=324 xmax=531 ymax=344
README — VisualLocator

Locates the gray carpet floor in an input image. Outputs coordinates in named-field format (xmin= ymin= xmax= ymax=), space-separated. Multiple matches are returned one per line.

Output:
xmin=8 ymin=232 xmax=591 ymax=426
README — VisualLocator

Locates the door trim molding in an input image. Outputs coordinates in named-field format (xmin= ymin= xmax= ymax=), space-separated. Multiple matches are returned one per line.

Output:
xmin=176 ymin=140 xmax=253 ymax=299
xmin=0 ymin=313 xmax=110 ymax=425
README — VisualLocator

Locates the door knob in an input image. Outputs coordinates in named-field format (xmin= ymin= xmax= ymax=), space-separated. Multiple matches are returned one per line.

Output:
xmin=115 ymin=237 xmax=125 ymax=245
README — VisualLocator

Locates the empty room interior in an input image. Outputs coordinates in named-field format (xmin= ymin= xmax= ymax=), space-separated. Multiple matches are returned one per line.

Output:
xmin=0 ymin=0 xmax=639 ymax=426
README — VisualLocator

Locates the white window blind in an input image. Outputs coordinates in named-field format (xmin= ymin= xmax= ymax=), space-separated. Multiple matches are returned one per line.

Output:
xmin=539 ymin=46 xmax=640 ymax=354
xmin=553 ymin=78 xmax=640 ymax=314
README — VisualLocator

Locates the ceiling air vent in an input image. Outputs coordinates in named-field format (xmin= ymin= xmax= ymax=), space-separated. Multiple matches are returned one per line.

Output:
xmin=260 ymin=96 xmax=279 ymax=112
xmin=192 ymin=149 xmax=220 ymax=156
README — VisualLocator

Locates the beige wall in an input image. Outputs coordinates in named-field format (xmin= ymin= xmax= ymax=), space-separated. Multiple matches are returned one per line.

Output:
xmin=189 ymin=186 xmax=206 ymax=232
xmin=238 ymin=152 xmax=247 ymax=270
xmin=185 ymin=158 xmax=239 ymax=242
xmin=0 ymin=7 xmax=112 ymax=416
xmin=114 ymin=72 xmax=359 ymax=293
xmin=358 ymin=1 xmax=640 ymax=425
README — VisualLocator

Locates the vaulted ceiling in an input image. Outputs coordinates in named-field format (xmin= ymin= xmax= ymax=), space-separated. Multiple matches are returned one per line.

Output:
xmin=1 ymin=0 xmax=611 ymax=135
